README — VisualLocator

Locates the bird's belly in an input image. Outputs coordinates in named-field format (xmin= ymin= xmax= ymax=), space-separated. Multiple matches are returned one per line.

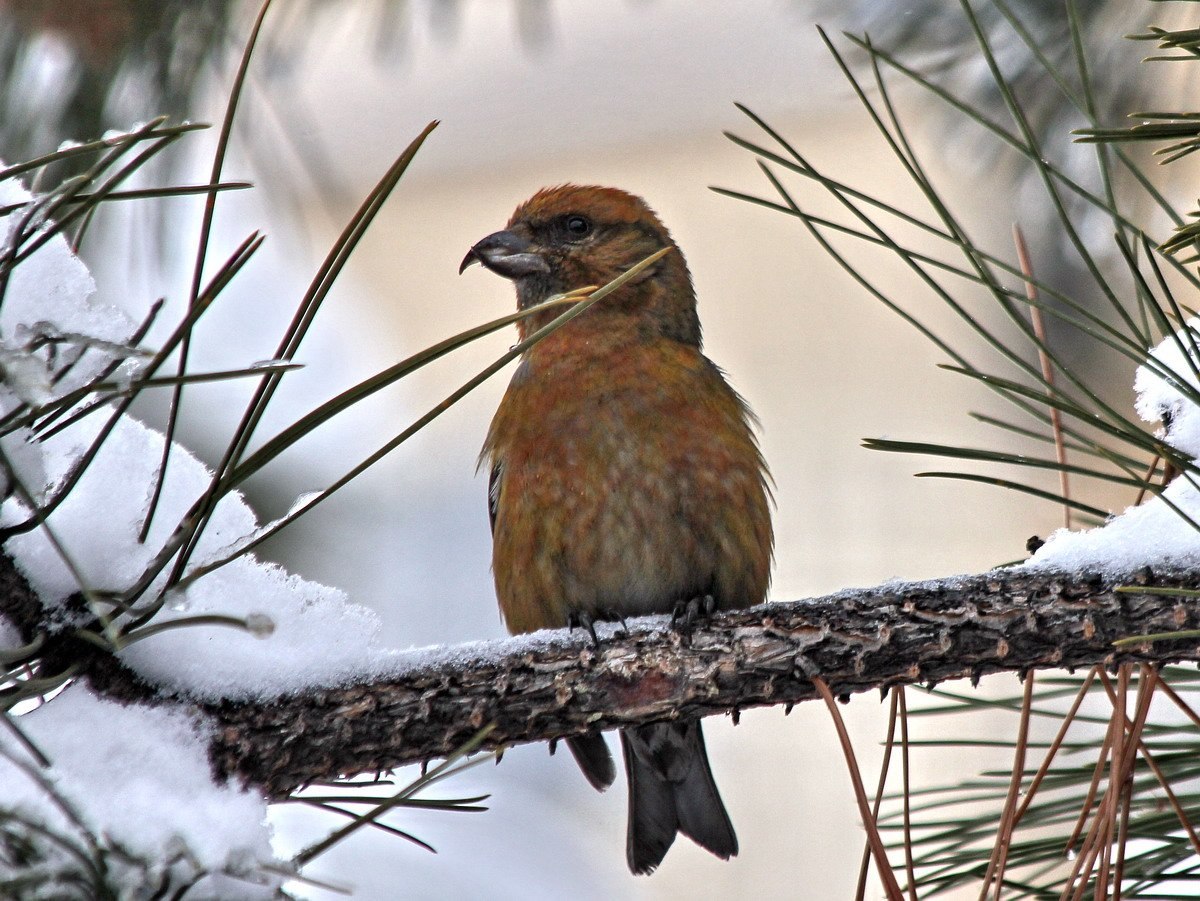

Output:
xmin=560 ymin=472 xmax=705 ymax=617
xmin=494 ymin=433 xmax=721 ymax=629
xmin=488 ymin=346 xmax=770 ymax=635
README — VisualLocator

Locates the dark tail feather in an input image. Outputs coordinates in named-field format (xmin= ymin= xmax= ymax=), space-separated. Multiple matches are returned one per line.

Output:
xmin=567 ymin=732 xmax=616 ymax=791
xmin=622 ymin=726 xmax=678 ymax=875
xmin=672 ymin=723 xmax=737 ymax=858
xmin=621 ymin=720 xmax=737 ymax=875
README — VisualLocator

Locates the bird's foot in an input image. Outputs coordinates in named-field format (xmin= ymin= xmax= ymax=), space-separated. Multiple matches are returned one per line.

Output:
xmin=567 ymin=611 xmax=602 ymax=648
xmin=671 ymin=594 xmax=716 ymax=634
xmin=604 ymin=608 xmax=630 ymax=639
xmin=568 ymin=609 xmax=630 ymax=646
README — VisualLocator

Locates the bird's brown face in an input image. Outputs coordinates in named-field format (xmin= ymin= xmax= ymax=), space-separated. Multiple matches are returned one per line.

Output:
xmin=461 ymin=186 xmax=671 ymax=303
xmin=460 ymin=184 xmax=701 ymax=345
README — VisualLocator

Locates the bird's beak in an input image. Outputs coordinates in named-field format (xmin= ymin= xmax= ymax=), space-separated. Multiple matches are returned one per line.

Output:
xmin=459 ymin=229 xmax=550 ymax=278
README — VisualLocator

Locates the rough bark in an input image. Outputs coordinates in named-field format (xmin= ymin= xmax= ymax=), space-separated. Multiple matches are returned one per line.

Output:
xmin=3 ymin=552 xmax=1200 ymax=799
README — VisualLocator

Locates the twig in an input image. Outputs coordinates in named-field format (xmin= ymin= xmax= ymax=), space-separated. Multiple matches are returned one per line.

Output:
xmin=5 ymin=556 xmax=1200 ymax=798
xmin=898 ymin=687 xmax=917 ymax=901
xmin=1133 ymin=455 xmax=1162 ymax=507
xmin=982 ymin=671 xmax=1035 ymax=900
xmin=1064 ymin=703 xmax=1115 ymax=857
xmin=856 ymin=688 xmax=899 ymax=901
xmin=813 ymin=677 xmax=904 ymax=901
xmin=1154 ymin=671 xmax=1200 ymax=729
xmin=1013 ymin=668 xmax=1097 ymax=827
xmin=1014 ymin=223 xmax=1071 ymax=529
xmin=1133 ymin=730 xmax=1200 ymax=859
xmin=1096 ymin=666 xmax=1130 ymax=900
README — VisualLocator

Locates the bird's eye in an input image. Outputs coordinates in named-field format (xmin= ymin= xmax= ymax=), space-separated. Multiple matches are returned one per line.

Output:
xmin=564 ymin=215 xmax=591 ymax=237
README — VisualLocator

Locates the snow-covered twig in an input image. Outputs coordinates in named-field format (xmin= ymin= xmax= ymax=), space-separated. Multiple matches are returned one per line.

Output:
xmin=4 ymin=551 xmax=1198 ymax=798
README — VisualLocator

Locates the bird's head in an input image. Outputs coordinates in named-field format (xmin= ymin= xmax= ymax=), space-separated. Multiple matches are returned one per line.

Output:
xmin=460 ymin=184 xmax=701 ymax=345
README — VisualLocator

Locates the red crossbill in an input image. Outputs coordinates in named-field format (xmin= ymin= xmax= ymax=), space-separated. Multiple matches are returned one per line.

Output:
xmin=460 ymin=184 xmax=773 ymax=875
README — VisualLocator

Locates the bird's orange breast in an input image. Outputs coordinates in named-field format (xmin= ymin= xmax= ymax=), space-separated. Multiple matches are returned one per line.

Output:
xmin=483 ymin=325 xmax=772 ymax=634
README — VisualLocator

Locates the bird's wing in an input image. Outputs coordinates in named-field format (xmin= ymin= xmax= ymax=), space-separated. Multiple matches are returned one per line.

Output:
xmin=488 ymin=460 xmax=502 ymax=534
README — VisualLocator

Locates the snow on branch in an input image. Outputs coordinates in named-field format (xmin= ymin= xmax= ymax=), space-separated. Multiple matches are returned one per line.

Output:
xmin=5 ymin=551 xmax=1199 ymax=799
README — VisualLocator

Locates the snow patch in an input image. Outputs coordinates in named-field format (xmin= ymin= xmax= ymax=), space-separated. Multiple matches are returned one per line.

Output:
xmin=0 ymin=168 xmax=394 ymax=701
xmin=0 ymin=159 xmax=395 ymax=894
xmin=1028 ymin=319 xmax=1200 ymax=574
xmin=0 ymin=684 xmax=278 ymax=897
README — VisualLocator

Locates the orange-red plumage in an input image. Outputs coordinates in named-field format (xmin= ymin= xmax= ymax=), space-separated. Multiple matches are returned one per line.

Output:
xmin=485 ymin=328 xmax=769 ymax=633
xmin=462 ymin=184 xmax=773 ymax=874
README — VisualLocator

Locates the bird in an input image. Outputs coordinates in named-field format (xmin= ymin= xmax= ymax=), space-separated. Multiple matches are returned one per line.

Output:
xmin=460 ymin=184 xmax=773 ymax=875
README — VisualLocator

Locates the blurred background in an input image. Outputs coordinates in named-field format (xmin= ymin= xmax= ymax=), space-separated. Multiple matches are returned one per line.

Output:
xmin=0 ymin=0 xmax=1179 ymax=897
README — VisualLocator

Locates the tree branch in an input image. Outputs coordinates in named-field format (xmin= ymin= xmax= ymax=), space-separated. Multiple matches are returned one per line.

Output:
xmin=3 ymin=553 xmax=1200 ymax=800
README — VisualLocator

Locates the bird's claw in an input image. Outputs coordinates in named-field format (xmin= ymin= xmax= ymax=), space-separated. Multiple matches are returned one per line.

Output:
xmin=604 ymin=608 xmax=629 ymax=638
xmin=568 ymin=609 xmax=631 ymax=645
xmin=568 ymin=611 xmax=601 ymax=648
xmin=671 ymin=594 xmax=716 ymax=633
